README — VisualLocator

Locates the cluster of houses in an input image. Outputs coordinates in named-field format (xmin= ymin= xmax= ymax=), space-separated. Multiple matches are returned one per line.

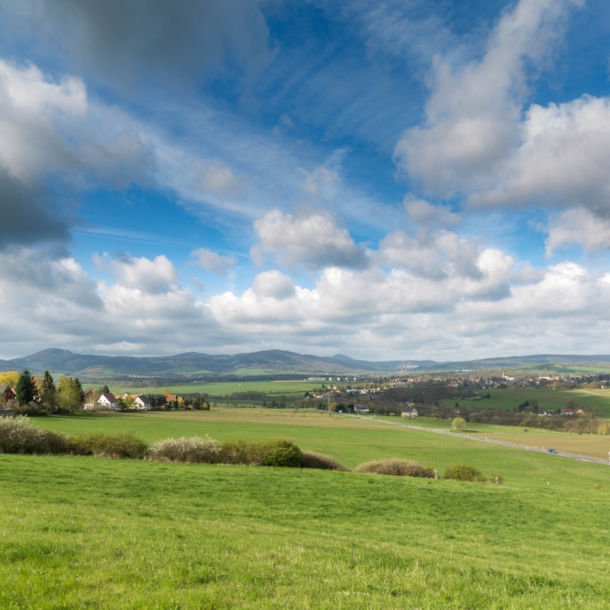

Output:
xmin=85 ymin=391 xmax=182 ymax=411
xmin=85 ymin=392 xmax=152 ymax=411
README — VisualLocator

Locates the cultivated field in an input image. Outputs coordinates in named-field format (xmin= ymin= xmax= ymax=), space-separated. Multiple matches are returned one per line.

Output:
xmin=440 ymin=387 xmax=610 ymax=417
xmin=2 ymin=410 xmax=610 ymax=608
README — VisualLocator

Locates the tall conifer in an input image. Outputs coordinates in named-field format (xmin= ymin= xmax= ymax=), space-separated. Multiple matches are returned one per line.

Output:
xmin=16 ymin=369 xmax=36 ymax=406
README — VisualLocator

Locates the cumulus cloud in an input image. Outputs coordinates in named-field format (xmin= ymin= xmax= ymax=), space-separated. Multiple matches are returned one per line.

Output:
xmin=378 ymin=230 xmax=485 ymax=280
xmin=404 ymin=195 xmax=460 ymax=226
xmin=0 ymin=247 xmax=218 ymax=357
xmin=471 ymin=96 xmax=610 ymax=210
xmin=545 ymin=208 xmax=610 ymax=255
xmin=0 ymin=58 xmax=151 ymax=249
xmin=95 ymin=253 xmax=178 ymax=294
xmin=251 ymin=209 xmax=368 ymax=270
xmin=0 ymin=0 xmax=273 ymax=91
xmin=190 ymin=248 xmax=236 ymax=275
xmin=394 ymin=0 xmax=582 ymax=196
xmin=252 ymin=270 xmax=296 ymax=300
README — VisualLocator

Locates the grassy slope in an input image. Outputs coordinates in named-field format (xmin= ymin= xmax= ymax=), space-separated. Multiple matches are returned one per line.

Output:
xmin=441 ymin=387 xmax=610 ymax=417
xmin=3 ymin=412 xmax=610 ymax=608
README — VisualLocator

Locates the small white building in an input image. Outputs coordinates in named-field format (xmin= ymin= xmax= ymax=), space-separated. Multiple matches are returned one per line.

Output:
xmin=401 ymin=406 xmax=418 ymax=418
xmin=134 ymin=395 xmax=152 ymax=411
xmin=97 ymin=392 xmax=119 ymax=410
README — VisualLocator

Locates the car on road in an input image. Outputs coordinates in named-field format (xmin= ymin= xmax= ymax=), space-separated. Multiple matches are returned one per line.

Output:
xmin=547 ymin=448 xmax=558 ymax=454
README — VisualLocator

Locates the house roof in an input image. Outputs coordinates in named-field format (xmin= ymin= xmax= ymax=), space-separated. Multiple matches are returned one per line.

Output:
xmin=135 ymin=395 xmax=150 ymax=403
xmin=100 ymin=392 xmax=117 ymax=403
xmin=165 ymin=394 xmax=177 ymax=402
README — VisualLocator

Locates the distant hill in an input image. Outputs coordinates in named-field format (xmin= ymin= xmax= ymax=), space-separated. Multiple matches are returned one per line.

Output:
xmin=5 ymin=348 xmax=429 ymax=378
xmin=4 ymin=348 xmax=610 ymax=379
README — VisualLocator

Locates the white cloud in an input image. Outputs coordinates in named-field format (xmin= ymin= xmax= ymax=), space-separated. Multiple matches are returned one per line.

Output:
xmin=95 ymin=253 xmax=178 ymax=294
xmin=545 ymin=208 xmax=610 ymax=255
xmin=394 ymin=0 xmax=582 ymax=196
xmin=471 ymin=96 xmax=610 ymax=210
xmin=404 ymin=195 xmax=460 ymax=226
xmin=251 ymin=209 xmax=368 ymax=270
xmin=190 ymin=247 xmax=236 ymax=275
xmin=378 ymin=229 xmax=486 ymax=280
xmin=3 ymin=244 xmax=610 ymax=360
xmin=199 ymin=162 xmax=244 ymax=197
xmin=252 ymin=270 xmax=296 ymax=300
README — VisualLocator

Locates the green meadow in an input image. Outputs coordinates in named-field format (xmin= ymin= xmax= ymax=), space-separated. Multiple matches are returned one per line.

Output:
xmin=441 ymin=386 xmax=610 ymax=417
xmin=90 ymin=379 xmax=326 ymax=399
xmin=2 ymin=410 xmax=610 ymax=608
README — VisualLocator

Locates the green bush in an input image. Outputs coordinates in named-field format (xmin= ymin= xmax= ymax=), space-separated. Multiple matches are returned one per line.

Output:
xmin=14 ymin=406 xmax=48 ymax=417
xmin=299 ymin=450 xmax=349 ymax=471
xmin=67 ymin=433 xmax=148 ymax=459
xmin=218 ymin=440 xmax=257 ymax=465
xmin=149 ymin=436 xmax=220 ymax=463
xmin=258 ymin=439 xmax=302 ymax=467
xmin=217 ymin=439 xmax=302 ymax=467
xmin=355 ymin=459 xmax=434 ymax=478
xmin=444 ymin=464 xmax=486 ymax=482
xmin=0 ymin=416 xmax=66 ymax=454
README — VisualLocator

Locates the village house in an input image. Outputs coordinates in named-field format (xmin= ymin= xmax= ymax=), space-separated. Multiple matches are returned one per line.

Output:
xmin=134 ymin=395 xmax=152 ymax=410
xmin=0 ymin=385 xmax=16 ymax=405
xmin=165 ymin=394 xmax=177 ymax=404
xmin=97 ymin=392 xmax=119 ymax=410
xmin=354 ymin=404 xmax=369 ymax=413
xmin=401 ymin=406 xmax=419 ymax=418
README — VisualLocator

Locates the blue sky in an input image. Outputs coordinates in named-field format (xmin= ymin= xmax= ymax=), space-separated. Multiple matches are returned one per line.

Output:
xmin=2 ymin=0 xmax=610 ymax=360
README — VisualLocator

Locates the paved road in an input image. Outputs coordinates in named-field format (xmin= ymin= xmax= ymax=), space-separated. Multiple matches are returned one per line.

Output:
xmin=355 ymin=416 xmax=610 ymax=466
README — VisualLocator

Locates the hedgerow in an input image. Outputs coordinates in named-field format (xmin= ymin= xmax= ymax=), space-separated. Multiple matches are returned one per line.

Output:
xmin=355 ymin=458 xmax=434 ymax=478
xmin=0 ymin=416 xmax=66 ymax=454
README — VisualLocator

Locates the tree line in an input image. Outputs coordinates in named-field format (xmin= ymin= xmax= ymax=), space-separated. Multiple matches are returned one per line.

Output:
xmin=3 ymin=369 xmax=85 ymax=412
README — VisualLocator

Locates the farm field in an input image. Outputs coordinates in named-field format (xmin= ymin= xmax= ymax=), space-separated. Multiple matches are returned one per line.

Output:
xmin=88 ymin=379 xmax=326 ymax=399
xmin=370 ymin=414 xmax=610 ymax=460
xmin=440 ymin=387 xmax=610 ymax=417
xmin=2 ymin=412 xmax=610 ymax=608
xmin=34 ymin=409 xmax=610 ymax=462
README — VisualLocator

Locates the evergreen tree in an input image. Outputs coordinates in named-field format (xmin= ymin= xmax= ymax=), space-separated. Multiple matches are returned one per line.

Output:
xmin=101 ymin=384 xmax=110 ymax=394
xmin=16 ymin=369 xmax=36 ymax=406
xmin=40 ymin=370 xmax=57 ymax=410
xmin=74 ymin=378 xmax=85 ymax=404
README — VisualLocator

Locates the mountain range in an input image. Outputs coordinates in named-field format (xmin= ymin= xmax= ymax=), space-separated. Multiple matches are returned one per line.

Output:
xmin=1 ymin=348 xmax=610 ymax=380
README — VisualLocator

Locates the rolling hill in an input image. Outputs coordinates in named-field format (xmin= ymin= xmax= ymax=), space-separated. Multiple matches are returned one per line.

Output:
xmin=3 ymin=348 xmax=610 ymax=379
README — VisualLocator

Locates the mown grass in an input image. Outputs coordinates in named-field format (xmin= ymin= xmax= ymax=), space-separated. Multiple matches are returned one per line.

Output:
xmin=2 ymin=453 xmax=610 ymax=609
xmin=27 ymin=409 xmax=610 ymax=484
xmin=4 ymin=412 xmax=610 ymax=608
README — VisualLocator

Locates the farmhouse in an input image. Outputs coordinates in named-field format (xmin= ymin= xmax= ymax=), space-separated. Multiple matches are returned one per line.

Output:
xmin=134 ymin=395 xmax=152 ymax=410
xmin=401 ymin=406 xmax=418 ymax=418
xmin=165 ymin=394 xmax=177 ymax=404
xmin=0 ymin=385 xmax=16 ymax=404
xmin=97 ymin=392 xmax=119 ymax=410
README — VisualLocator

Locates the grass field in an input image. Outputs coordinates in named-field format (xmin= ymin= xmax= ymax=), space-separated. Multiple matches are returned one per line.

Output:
xmin=88 ymin=379 xmax=326 ymax=399
xmin=441 ymin=387 xmax=610 ymax=417
xmin=2 ymin=411 xmax=610 ymax=608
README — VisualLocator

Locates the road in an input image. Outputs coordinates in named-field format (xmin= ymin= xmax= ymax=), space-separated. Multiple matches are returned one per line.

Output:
xmin=355 ymin=416 xmax=610 ymax=466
